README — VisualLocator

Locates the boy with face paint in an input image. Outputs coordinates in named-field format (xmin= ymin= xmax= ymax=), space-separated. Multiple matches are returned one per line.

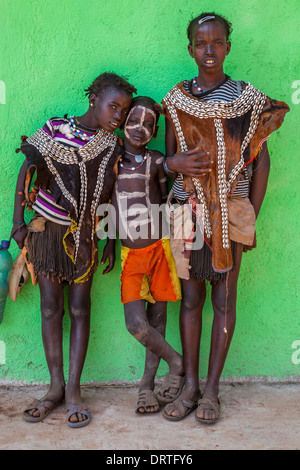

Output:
xmin=101 ymin=96 xmax=184 ymax=415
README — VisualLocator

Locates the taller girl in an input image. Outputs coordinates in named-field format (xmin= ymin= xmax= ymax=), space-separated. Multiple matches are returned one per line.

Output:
xmin=162 ymin=13 xmax=289 ymax=423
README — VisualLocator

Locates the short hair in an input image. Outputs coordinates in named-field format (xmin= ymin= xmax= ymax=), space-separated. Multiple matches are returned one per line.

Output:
xmin=85 ymin=72 xmax=137 ymax=98
xmin=187 ymin=12 xmax=233 ymax=45
xmin=130 ymin=96 xmax=161 ymax=125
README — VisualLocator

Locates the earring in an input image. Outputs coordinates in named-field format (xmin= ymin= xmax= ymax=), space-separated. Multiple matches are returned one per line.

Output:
xmin=90 ymin=103 xmax=94 ymax=107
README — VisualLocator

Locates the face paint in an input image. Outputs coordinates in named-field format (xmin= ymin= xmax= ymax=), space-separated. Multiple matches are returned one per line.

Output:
xmin=124 ymin=105 xmax=156 ymax=146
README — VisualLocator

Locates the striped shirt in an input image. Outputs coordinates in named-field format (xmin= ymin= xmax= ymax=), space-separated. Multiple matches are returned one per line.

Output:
xmin=33 ymin=116 xmax=96 ymax=225
xmin=170 ymin=77 xmax=250 ymax=201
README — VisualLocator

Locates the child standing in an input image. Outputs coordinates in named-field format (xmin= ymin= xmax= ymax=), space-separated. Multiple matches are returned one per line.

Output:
xmin=162 ymin=13 xmax=289 ymax=423
xmin=101 ymin=96 xmax=184 ymax=414
xmin=12 ymin=72 xmax=136 ymax=427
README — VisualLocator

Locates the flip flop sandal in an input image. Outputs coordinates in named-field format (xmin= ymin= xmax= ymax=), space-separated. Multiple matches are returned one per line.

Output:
xmin=23 ymin=399 xmax=58 ymax=422
xmin=67 ymin=403 xmax=91 ymax=428
xmin=162 ymin=397 xmax=198 ymax=421
xmin=157 ymin=373 xmax=185 ymax=404
xmin=135 ymin=390 xmax=160 ymax=415
xmin=195 ymin=397 xmax=220 ymax=425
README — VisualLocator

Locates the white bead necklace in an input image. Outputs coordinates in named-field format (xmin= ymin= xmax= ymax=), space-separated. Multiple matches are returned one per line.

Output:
xmin=120 ymin=151 xmax=148 ymax=171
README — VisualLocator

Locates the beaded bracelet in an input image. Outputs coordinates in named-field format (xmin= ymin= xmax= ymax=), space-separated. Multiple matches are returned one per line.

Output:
xmin=13 ymin=221 xmax=25 ymax=224
xmin=163 ymin=159 xmax=176 ymax=176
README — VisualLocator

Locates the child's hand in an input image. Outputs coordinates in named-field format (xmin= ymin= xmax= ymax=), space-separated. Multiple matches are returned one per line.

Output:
xmin=167 ymin=147 xmax=212 ymax=177
xmin=100 ymin=238 xmax=116 ymax=274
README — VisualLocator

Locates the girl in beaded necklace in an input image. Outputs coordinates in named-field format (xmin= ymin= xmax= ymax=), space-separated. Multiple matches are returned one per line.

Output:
xmin=11 ymin=72 xmax=136 ymax=428
xmin=162 ymin=13 xmax=289 ymax=423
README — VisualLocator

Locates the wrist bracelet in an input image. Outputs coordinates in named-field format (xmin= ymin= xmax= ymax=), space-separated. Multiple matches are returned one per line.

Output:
xmin=163 ymin=159 xmax=176 ymax=176
xmin=13 ymin=220 xmax=25 ymax=224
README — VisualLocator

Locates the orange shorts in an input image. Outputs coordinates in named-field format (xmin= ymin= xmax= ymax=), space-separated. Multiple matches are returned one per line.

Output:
xmin=120 ymin=238 xmax=181 ymax=304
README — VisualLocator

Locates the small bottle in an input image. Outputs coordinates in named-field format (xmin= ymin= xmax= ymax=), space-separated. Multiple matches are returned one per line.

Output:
xmin=0 ymin=240 xmax=13 ymax=324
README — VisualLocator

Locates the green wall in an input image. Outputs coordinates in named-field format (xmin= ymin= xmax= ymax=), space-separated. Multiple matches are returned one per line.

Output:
xmin=0 ymin=0 xmax=299 ymax=384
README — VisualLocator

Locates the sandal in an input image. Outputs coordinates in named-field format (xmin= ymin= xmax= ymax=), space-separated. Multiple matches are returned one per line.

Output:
xmin=162 ymin=397 xmax=198 ymax=421
xmin=135 ymin=390 xmax=160 ymax=415
xmin=23 ymin=399 xmax=59 ymax=423
xmin=156 ymin=373 xmax=185 ymax=404
xmin=195 ymin=397 xmax=220 ymax=425
xmin=67 ymin=403 xmax=91 ymax=428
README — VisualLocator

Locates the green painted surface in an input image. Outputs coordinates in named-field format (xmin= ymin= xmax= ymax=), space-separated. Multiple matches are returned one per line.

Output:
xmin=0 ymin=0 xmax=299 ymax=383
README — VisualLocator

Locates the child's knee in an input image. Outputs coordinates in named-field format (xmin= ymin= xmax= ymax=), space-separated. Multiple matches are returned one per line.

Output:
xmin=211 ymin=292 xmax=236 ymax=317
xmin=69 ymin=301 xmax=90 ymax=320
xmin=182 ymin=290 xmax=206 ymax=312
xmin=125 ymin=314 xmax=149 ymax=340
xmin=41 ymin=297 xmax=64 ymax=320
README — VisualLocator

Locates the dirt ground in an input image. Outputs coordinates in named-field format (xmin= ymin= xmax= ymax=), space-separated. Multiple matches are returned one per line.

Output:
xmin=0 ymin=381 xmax=299 ymax=450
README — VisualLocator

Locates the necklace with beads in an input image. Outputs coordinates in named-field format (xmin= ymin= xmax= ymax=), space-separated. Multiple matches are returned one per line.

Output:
xmin=120 ymin=150 xmax=148 ymax=170
xmin=69 ymin=116 xmax=99 ymax=142
xmin=192 ymin=77 xmax=203 ymax=93
xmin=124 ymin=149 xmax=147 ymax=163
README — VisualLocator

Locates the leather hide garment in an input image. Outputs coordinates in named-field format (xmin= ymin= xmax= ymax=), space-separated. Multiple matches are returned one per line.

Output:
xmin=18 ymin=128 xmax=123 ymax=282
xmin=163 ymin=82 xmax=289 ymax=272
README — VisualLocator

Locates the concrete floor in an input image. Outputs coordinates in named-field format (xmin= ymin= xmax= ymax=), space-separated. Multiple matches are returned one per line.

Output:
xmin=0 ymin=381 xmax=299 ymax=450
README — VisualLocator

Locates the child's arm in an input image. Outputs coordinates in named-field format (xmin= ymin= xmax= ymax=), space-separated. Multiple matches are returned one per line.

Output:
xmin=100 ymin=189 xmax=118 ymax=274
xmin=157 ymin=154 xmax=168 ymax=204
xmin=11 ymin=160 xmax=29 ymax=249
xmin=164 ymin=118 xmax=212 ymax=177
xmin=244 ymin=142 xmax=270 ymax=252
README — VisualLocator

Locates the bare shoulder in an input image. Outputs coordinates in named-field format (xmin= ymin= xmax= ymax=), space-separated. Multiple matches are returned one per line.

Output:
xmin=147 ymin=149 xmax=165 ymax=166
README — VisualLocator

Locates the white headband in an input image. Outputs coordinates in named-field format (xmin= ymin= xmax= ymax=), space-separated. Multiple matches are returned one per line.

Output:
xmin=198 ymin=15 xmax=215 ymax=25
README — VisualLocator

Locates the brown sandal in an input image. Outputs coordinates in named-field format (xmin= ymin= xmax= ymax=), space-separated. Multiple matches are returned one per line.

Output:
xmin=23 ymin=399 xmax=58 ymax=422
xmin=135 ymin=390 xmax=160 ymax=415
xmin=195 ymin=397 xmax=220 ymax=425
xmin=157 ymin=373 xmax=185 ymax=403
xmin=162 ymin=397 xmax=198 ymax=421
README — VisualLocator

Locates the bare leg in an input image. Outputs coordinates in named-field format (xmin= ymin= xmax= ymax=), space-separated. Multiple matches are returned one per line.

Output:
xmin=136 ymin=301 xmax=167 ymax=413
xmin=27 ymin=275 xmax=65 ymax=418
xmin=65 ymin=276 xmax=93 ymax=424
xmin=197 ymin=242 xmax=243 ymax=422
xmin=140 ymin=301 xmax=167 ymax=390
xmin=124 ymin=300 xmax=184 ymax=377
xmin=164 ymin=277 xmax=206 ymax=417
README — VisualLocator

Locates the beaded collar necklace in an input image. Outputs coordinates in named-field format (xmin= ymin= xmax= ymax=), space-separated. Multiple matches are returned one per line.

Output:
xmin=69 ymin=116 xmax=99 ymax=142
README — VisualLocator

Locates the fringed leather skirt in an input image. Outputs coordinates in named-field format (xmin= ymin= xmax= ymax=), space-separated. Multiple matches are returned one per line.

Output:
xmin=189 ymin=239 xmax=237 ymax=283
xmin=25 ymin=215 xmax=98 ymax=283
